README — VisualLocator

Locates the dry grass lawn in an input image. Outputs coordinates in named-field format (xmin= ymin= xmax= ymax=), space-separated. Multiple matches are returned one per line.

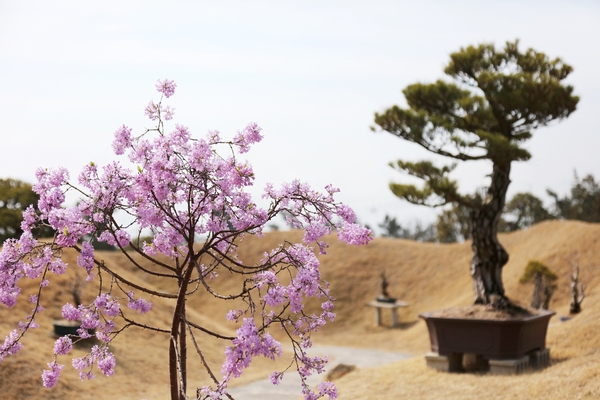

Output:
xmin=1 ymin=220 xmax=599 ymax=399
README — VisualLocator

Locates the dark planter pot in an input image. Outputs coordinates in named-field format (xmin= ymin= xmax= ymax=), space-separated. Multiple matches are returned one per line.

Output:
xmin=52 ymin=320 xmax=95 ymax=338
xmin=419 ymin=309 xmax=555 ymax=360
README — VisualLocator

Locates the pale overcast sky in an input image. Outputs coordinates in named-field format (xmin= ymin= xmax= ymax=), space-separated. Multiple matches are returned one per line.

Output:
xmin=0 ymin=1 xmax=598 ymax=234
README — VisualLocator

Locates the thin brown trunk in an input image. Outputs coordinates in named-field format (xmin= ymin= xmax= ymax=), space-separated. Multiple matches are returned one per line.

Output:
xmin=470 ymin=163 xmax=510 ymax=305
xmin=180 ymin=302 xmax=187 ymax=395
xmin=169 ymin=324 xmax=179 ymax=400
xmin=169 ymin=320 xmax=179 ymax=400
xmin=170 ymin=263 xmax=195 ymax=400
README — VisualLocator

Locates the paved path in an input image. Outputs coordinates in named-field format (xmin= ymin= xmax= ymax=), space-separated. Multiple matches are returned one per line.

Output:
xmin=227 ymin=345 xmax=413 ymax=399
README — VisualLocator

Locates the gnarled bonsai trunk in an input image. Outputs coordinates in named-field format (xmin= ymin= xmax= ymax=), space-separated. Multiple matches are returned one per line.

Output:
xmin=470 ymin=163 xmax=510 ymax=305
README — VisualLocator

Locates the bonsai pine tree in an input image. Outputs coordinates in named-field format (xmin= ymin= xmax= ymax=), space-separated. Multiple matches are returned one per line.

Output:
xmin=519 ymin=260 xmax=557 ymax=310
xmin=372 ymin=40 xmax=578 ymax=306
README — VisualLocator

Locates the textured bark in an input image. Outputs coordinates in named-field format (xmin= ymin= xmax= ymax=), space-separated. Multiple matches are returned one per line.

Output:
xmin=470 ymin=164 xmax=510 ymax=305
xmin=542 ymin=282 xmax=555 ymax=310
xmin=531 ymin=273 xmax=543 ymax=309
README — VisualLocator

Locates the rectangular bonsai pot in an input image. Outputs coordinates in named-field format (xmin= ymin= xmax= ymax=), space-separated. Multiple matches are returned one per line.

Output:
xmin=419 ymin=310 xmax=555 ymax=360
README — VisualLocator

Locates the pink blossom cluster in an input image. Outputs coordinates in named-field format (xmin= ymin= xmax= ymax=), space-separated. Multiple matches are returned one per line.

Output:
xmin=42 ymin=361 xmax=64 ymax=388
xmin=0 ymin=329 xmax=23 ymax=362
xmin=126 ymin=291 xmax=152 ymax=314
xmin=156 ymin=79 xmax=176 ymax=98
xmin=71 ymin=344 xmax=116 ymax=381
xmin=200 ymin=318 xmax=284 ymax=399
xmin=53 ymin=336 xmax=73 ymax=355
xmin=233 ymin=122 xmax=263 ymax=154
xmin=211 ymin=241 xmax=341 ymax=398
xmin=222 ymin=318 xmax=282 ymax=379
xmin=143 ymin=79 xmax=177 ymax=122
xmin=262 ymin=181 xmax=371 ymax=253
xmin=0 ymin=79 xmax=372 ymax=398
xmin=38 ymin=292 xmax=129 ymax=387
xmin=144 ymin=100 xmax=175 ymax=121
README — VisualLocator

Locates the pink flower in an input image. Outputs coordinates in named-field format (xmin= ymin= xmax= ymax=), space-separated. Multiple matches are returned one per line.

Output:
xmin=72 ymin=354 xmax=94 ymax=381
xmin=127 ymin=291 xmax=152 ymax=314
xmin=112 ymin=125 xmax=133 ymax=155
xmin=234 ymin=122 xmax=263 ymax=153
xmin=264 ymin=285 xmax=286 ymax=307
xmin=222 ymin=318 xmax=282 ymax=380
xmin=20 ymin=206 xmax=38 ymax=233
xmin=115 ymin=230 xmax=130 ymax=248
xmin=94 ymin=294 xmax=120 ymax=318
xmin=61 ymin=303 xmax=81 ymax=321
xmin=254 ymin=270 xmax=278 ymax=289
xmin=162 ymin=105 xmax=175 ymax=120
xmin=94 ymin=346 xmax=116 ymax=376
xmin=0 ymin=329 xmax=23 ymax=358
xmin=155 ymin=79 xmax=176 ymax=98
xmin=144 ymin=101 xmax=160 ymax=121
xmin=41 ymin=361 xmax=64 ymax=388
xmin=53 ymin=336 xmax=72 ymax=355
xmin=338 ymin=223 xmax=373 ymax=245
xmin=317 ymin=381 xmax=338 ymax=399
xmin=269 ymin=371 xmax=283 ymax=385
xmin=226 ymin=309 xmax=244 ymax=322
xmin=77 ymin=241 xmax=95 ymax=277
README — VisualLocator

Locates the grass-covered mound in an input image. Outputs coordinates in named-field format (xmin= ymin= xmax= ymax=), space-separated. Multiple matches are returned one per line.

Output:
xmin=1 ymin=220 xmax=599 ymax=399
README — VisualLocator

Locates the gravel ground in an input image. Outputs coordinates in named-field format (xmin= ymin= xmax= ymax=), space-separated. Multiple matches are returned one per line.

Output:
xmin=227 ymin=345 xmax=413 ymax=399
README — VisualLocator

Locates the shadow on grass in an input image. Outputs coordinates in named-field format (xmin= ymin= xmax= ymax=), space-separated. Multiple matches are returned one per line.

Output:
xmin=548 ymin=356 xmax=568 ymax=366
xmin=392 ymin=320 xmax=420 ymax=330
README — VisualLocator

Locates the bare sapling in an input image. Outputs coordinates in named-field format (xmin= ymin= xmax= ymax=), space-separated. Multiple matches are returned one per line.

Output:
xmin=569 ymin=259 xmax=585 ymax=314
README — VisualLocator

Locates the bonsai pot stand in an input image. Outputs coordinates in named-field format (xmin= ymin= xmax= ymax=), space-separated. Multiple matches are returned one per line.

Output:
xmin=365 ymin=300 xmax=409 ymax=327
xmin=420 ymin=310 xmax=554 ymax=374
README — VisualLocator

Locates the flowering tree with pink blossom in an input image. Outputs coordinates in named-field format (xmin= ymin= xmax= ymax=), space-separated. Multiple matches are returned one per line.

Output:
xmin=0 ymin=80 xmax=372 ymax=400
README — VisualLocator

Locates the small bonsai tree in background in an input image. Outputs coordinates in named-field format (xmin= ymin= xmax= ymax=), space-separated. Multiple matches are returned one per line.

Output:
xmin=0 ymin=80 xmax=371 ymax=400
xmin=372 ymin=40 xmax=578 ymax=307
xmin=519 ymin=261 xmax=557 ymax=310
xmin=569 ymin=258 xmax=585 ymax=314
